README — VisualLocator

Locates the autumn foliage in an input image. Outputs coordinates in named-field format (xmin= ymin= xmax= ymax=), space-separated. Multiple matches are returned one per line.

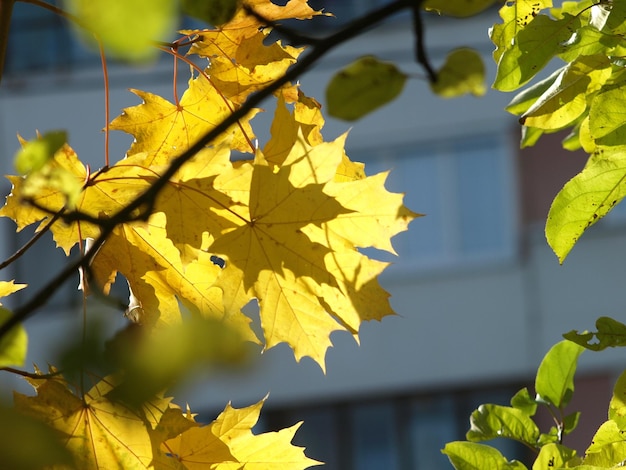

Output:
xmin=0 ymin=0 xmax=417 ymax=468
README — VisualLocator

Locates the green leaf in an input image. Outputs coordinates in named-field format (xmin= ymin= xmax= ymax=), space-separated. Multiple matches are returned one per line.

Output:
xmin=546 ymin=148 xmax=626 ymax=262
xmin=442 ymin=442 xmax=527 ymax=470
xmin=423 ymin=0 xmax=497 ymax=17
xmin=584 ymin=420 xmax=626 ymax=466
xmin=106 ymin=317 xmax=247 ymax=406
xmin=490 ymin=0 xmax=553 ymax=64
xmin=563 ymin=411 xmax=581 ymax=435
xmin=506 ymin=67 xmax=562 ymax=116
xmin=609 ymin=370 xmax=626 ymax=428
xmin=589 ymin=86 xmax=626 ymax=145
xmin=535 ymin=340 xmax=584 ymax=408
xmin=558 ymin=25 xmax=624 ymax=62
xmin=494 ymin=13 xmax=581 ymax=92
xmin=564 ymin=317 xmax=626 ymax=352
xmin=14 ymin=131 xmax=67 ymax=175
xmin=467 ymin=404 xmax=540 ymax=446
xmin=510 ymin=388 xmax=538 ymax=416
xmin=431 ymin=48 xmax=485 ymax=98
xmin=326 ymin=56 xmax=407 ymax=121
xmin=181 ymin=0 xmax=238 ymax=26
xmin=0 ymin=307 xmax=27 ymax=368
xmin=0 ymin=405 xmax=74 ymax=469
xmin=63 ymin=0 xmax=177 ymax=62
xmin=521 ymin=55 xmax=611 ymax=130
xmin=532 ymin=443 xmax=577 ymax=470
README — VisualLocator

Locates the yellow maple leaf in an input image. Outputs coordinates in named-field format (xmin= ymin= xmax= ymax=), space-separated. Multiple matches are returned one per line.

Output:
xmin=90 ymin=212 xmax=258 ymax=344
xmin=0 ymin=149 xmax=155 ymax=255
xmin=162 ymin=399 xmax=321 ymax=469
xmin=0 ymin=144 xmax=92 ymax=254
xmin=186 ymin=30 xmax=303 ymax=105
xmin=0 ymin=280 xmax=26 ymax=303
xmin=14 ymin=374 xmax=165 ymax=469
xmin=110 ymin=75 xmax=259 ymax=166
xmin=184 ymin=0 xmax=324 ymax=59
xmin=187 ymin=136 xmax=416 ymax=368
xmin=264 ymin=93 xmax=365 ymax=181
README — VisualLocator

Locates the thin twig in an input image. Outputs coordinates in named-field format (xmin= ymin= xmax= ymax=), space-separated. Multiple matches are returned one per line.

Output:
xmin=412 ymin=1 xmax=437 ymax=83
xmin=0 ymin=366 xmax=62 ymax=379
xmin=0 ymin=210 xmax=63 ymax=270
xmin=0 ymin=0 xmax=415 ymax=339
xmin=0 ymin=0 xmax=16 ymax=86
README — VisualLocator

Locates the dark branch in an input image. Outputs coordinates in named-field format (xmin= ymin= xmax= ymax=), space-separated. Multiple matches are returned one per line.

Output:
xmin=0 ymin=209 xmax=63 ymax=270
xmin=412 ymin=1 xmax=437 ymax=84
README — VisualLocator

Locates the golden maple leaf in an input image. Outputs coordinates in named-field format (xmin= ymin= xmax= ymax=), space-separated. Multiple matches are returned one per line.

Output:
xmin=90 ymin=212 xmax=258 ymax=343
xmin=13 ymin=373 xmax=188 ymax=469
xmin=0 ymin=149 xmax=155 ymax=255
xmin=0 ymin=144 xmax=92 ymax=254
xmin=0 ymin=280 xmax=26 ymax=301
xmin=162 ymin=399 xmax=321 ymax=469
xmin=110 ymin=75 xmax=259 ymax=166
xmin=154 ymin=135 xmax=416 ymax=368
xmin=189 ymin=32 xmax=304 ymax=105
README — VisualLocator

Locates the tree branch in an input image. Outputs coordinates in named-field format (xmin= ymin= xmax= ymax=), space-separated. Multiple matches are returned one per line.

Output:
xmin=0 ymin=0 xmax=16 ymax=85
xmin=0 ymin=0 xmax=416 ymax=339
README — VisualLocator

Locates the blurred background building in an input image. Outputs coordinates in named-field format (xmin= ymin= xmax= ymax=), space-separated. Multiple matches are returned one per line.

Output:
xmin=1 ymin=1 xmax=625 ymax=468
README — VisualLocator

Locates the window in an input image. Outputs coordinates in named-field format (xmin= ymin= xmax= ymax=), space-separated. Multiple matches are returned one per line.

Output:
xmin=359 ymin=135 xmax=518 ymax=271
xmin=258 ymin=384 xmax=530 ymax=469
xmin=5 ymin=2 xmax=98 ymax=75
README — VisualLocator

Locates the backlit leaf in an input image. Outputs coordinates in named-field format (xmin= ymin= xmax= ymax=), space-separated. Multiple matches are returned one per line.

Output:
xmin=64 ymin=0 xmax=177 ymax=62
xmin=490 ymin=0 xmax=552 ymax=64
xmin=0 ymin=307 xmax=27 ymax=368
xmin=424 ymin=0 xmax=497 ymax=17
xmin=564 ymin=317 xmax=626 ymax=352
xmin=443 ymin=441 xmax=527 ymax=470
xmin=535 ymin=340 xmax=584 ymax=408
xmin=521 ymin=55 xmax=611 ymax=130
xmin=532 ymin=443 xmax=577 ymax=470
xmin=110 ymin=77 xmax=259 ymax=165
xmin=584 ymin=420 xmax=626 ymax=466
xmin=494 ymin=13 xmax=580 ymax=92
xmin=467 ymin=404 xmax=540 ymax=446
xmin=431 ymin=48 xmax=486 ymax=98
xmin=14 ymin=374 xmax=164 ymax=469
xmin=609 ymin=370 xmax=626 ymax=429
xmin=326 ymin=56 xmax=407 ymax=121
xmin=546 ymin=147 xmax=626 ymax=262
xmin=0 ymin=405 xmax=74 ymax=470
xmin=163 ymin=399 xmax=322 ymax=469
xmin=181 ymin=0 xmax=239 ymax=26
xmin=14 ymin=130 xmax=66 ymax=175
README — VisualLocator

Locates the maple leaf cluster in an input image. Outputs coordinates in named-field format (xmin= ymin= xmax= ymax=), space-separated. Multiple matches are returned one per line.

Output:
xmin=0 ymin=0 xmax=418 ymax=467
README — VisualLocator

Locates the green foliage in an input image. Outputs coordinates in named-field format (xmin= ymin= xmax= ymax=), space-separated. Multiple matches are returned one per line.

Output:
xmin=0 ymin=404 xmax=74 ymax=469
xmin=535 ymin=340 xmax=583 ymax=408
xmin=14 ymin=130 xmax=66 ymax=175
xmin=431 ymin=48 xmax=486 ymax=98
xmin=181 ymin=0 xmax=239 ymax=26
xmin=63 ymin=0 xmax=177 ymax=61
xmin=565 ymin=316 xmax=626 ymax=351
xmin=326 ymin=56 xmax=407 ymax=121
xmin=424 ymin=0 xmax=499 ymax=18
xmin=490 ymin=0 xmax=626 ymax=261
xmin=0 ymin=307 xmax=26 ymax=368
xmin=445 ymin=340 xmax=585 ymax=469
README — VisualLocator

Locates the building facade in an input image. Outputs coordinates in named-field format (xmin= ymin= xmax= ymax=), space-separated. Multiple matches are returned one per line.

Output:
xmin=1 ymin=2 xmax=625 ymax=469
